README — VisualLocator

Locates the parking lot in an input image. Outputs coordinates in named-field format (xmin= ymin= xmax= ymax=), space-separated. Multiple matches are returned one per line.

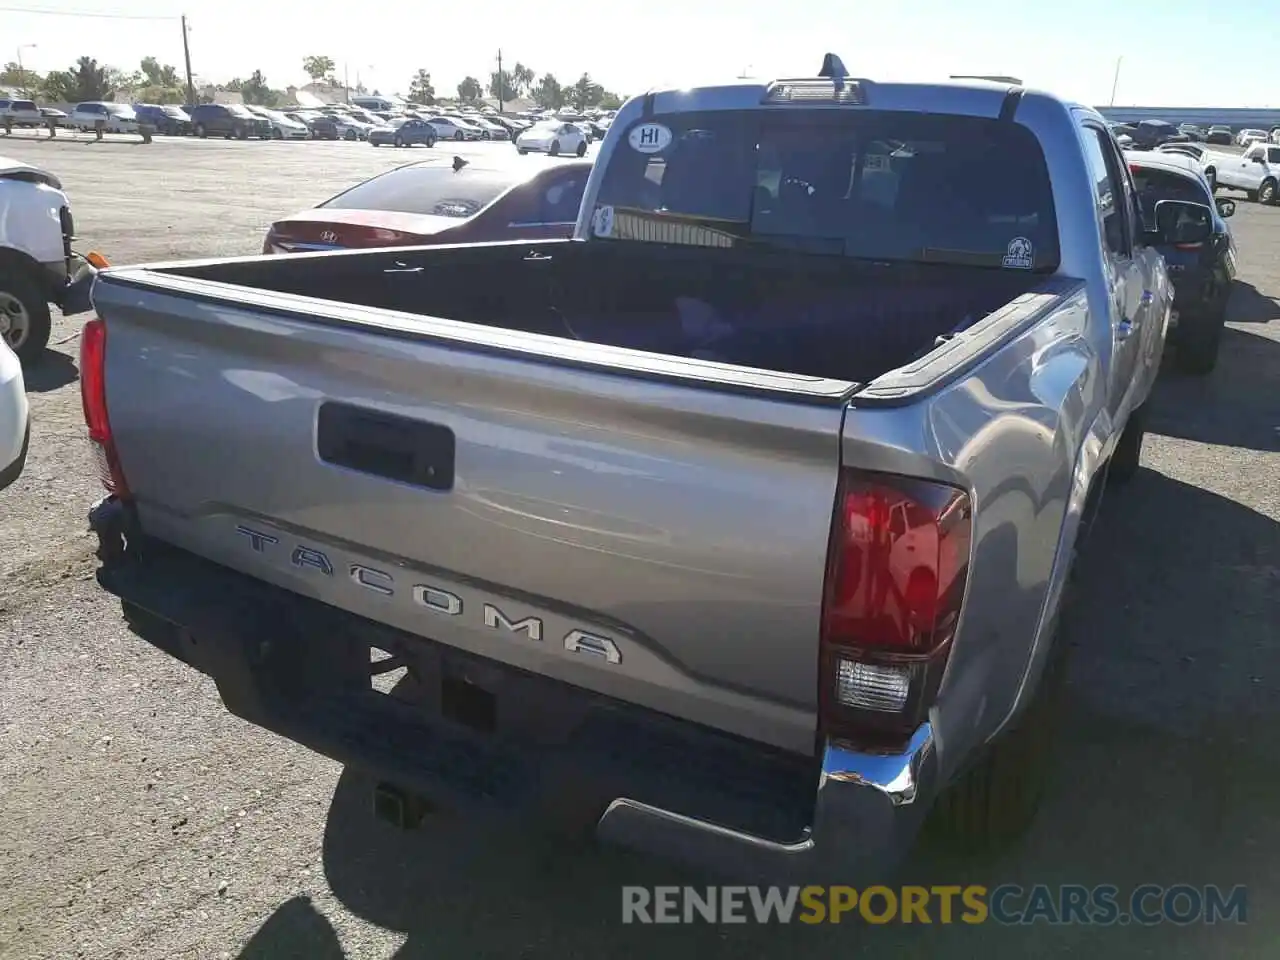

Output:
xmin=0 ymin=133 xmax=1278 ymax=960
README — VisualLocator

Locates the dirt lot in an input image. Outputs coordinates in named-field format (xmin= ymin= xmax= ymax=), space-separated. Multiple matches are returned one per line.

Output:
xmin=0 ymin=134 xmax=1278 ymax=960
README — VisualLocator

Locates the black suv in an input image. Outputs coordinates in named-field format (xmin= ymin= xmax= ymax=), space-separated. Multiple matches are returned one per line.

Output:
xmin=187 ymin=103 xmax=271 ymax=140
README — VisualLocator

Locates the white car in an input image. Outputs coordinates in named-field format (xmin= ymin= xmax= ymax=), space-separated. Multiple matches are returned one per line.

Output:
xmin=0 ymin=338 xmax=28 ymax=491
xmin=1235 ymin=128 xmax=1269 ymax=147
xmin=68 ymin=102 xmax=139 ymax=134
xmin=1212 ymin=141 xmax=1280 ymax=204
xmin=515 ymin=121 xmax=589 ymax=157
xmin=0 ymin=98 xmax=42 ymax=127
xmin=245 ymin=107 xmax=310 ymax=140
xmin=460 ymin=115 xmax=509 ymax=140
xmin=325 ymin=114 xmax=374 ymax=141
xmin=427 ymin=116 xmax=483 ymax=141
xmin=0 ymin=155 xmax=98 ymax=363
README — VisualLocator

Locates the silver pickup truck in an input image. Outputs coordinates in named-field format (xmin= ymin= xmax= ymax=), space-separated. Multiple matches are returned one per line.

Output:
xmin=83 ymin=58 xmax=1211 ymax=881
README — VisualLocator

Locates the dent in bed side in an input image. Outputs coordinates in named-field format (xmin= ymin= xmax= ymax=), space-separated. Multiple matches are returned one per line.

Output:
xmin=840 ymin=286 xmax=1102 ymax=781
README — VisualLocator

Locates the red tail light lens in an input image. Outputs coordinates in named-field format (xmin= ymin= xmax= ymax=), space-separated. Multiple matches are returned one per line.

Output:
xmin=79 ymin=317 xmax=130 ymax=498
xmin=819 ymin=470 xmax=972 ymax=742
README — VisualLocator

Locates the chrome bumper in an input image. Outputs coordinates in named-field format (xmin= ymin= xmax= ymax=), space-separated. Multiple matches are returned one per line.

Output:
xmin=597 ymin=724 xmax=938 ymax=882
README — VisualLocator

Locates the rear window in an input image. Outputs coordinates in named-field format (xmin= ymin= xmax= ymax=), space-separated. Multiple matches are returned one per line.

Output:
xmin=12 ymin=100 xmax=36 ymax=111
xmin=321 ymin=165 xmax=517 ymax=218
xmin=1129 ymin=166 xmax=1211 ymax=219
xmin=594 ymin=110 xmax=1061 ymax=270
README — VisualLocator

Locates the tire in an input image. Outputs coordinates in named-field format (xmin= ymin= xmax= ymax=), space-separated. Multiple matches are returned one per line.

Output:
xmin=454 ymin=131 xmax=464 ymax=141
xmin=1176 ymin=302 xmax=1226 ymax=375
xmin=0 ymin=268 xmax=53 ymax=365
xmin=344 ymin=129 xmax=357 ymax=141
xmin=371 ymin=139 xmax=381 ymax=148
xmin=194 ymin=123 xmax=207 ymax=138
xmin=1259 ymin=178 xmax=1277 ymax=205
xmin=426 ymin=135 xmax=436 ymax=148
xmin=1107 ymin=400 xmax=1147 ymax=485
xmin=517 ymin=147 xmax=528 ymax=155
xmin=928 ymin=552 xmax=1076 ymax=852
xmin=549 ymin=140 xmax=561 ymax=157
xmin=272 ymin=128 xmax=283 ymax=140
xmin=237 ymin=126 xmax=248 ymax=140
xmin=575 ymin=141 xmax=587 ymax=157
xmin=1204 ymin=167 xmax=1216 ymax=191
xmin=393 ymin=135 xmax=404 ymax=148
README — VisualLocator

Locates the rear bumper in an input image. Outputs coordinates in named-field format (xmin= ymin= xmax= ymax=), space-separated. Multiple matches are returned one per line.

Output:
xmin=89 ymin=496 xmax=937 ymax=881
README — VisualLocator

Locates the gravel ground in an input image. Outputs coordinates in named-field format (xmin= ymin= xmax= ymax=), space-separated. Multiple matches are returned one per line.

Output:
xmin=0 ymin=133 xmax=1277 ymax=960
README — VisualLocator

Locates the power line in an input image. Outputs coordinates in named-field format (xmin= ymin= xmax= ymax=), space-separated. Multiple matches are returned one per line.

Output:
xmin=0 ymin=5 xmax=178 ymax=20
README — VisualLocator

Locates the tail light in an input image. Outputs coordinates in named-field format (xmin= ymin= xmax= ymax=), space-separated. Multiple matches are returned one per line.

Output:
xmin=819 ymin=470 xmax=972 ymax=744
xmin=1174 ymin=242 xmax=1203 ymax=251
xmin=79 ymin=317 xmax=131 ymax=498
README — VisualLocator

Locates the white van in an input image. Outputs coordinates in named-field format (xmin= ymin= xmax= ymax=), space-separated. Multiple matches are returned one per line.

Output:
xmin=350 ymin=96 xmax=399 ymax=113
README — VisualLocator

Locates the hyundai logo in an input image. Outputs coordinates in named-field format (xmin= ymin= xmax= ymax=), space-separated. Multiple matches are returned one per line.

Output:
xmin=320 ymin=230 xmax=339 ymax=244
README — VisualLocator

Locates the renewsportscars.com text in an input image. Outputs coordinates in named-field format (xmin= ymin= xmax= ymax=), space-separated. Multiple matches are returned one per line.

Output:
xmin=621 ymin=884 xmax=1248 ymax=925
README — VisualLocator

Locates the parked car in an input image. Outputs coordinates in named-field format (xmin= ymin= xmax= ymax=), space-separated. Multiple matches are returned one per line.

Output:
xmin=288 ymin=112 xmax=340 ymax=140
xmin=368 ymin=117 xmax=438 ymax=148
xmin=350 ymin=95 xmax=401 ymax=113
xmin=515 ymin=120 xmax=589 ymax=156
xmin=188 ymin=103 xmax=271 ymax=140
xmin=322 ymin=111 xmax=373 ymax=141
xmin=244 ymin=106 xmax=310 ymax=140
xmin=0 ymin=337 xmax=26 ymax=491
xmin=133 ymin=104 xmax=191 ymax=136
xmin=263 ymin=157 xmax=590 ymax=252
xmin=38 ymin=106 xmax=69 ymax=127
xmin=460 ymin=115 xmax=510 ymax=140
xmin=1210 ymin=140 xmax=1280 ymax=204
xmin=426 ymin=116 xmax=483 ymax=141
xmin=1156 ymin=142 xmax=1208 ymax=164
xmin=1126 ymin=150 xmax=1237 ymax=373
xmin=1176 ymin=123 xmax=1204 ymax=141
xmin=1126 ymin=119 xmax=1188 ymax=151
xmin=1236 ymin=128 xmax=1269 ymax=147
xmin=1205 ymin=125 xmax=1234 ymax=145
xmin=0 ymin=154 xmax=98 ymax=362
xmin=83 ymin=58 xmax=1198 ymax=882
xmin=0 ymin=99 xmax=41 ymax=127
xmin=68 ymin=102 xmax=139 ymax=134
xmin=1270 ymin=127 xmax=1280 ymax=145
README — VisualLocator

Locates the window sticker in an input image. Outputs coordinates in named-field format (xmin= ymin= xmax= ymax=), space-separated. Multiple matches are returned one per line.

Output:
xmin=1002 ymin=236 xmax=1034 ymax=269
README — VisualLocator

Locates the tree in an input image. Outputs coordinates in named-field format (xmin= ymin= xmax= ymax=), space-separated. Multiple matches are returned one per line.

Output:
xmin=106 ymin=67 xmax=143 ymax=97
xmin=62 ymin=56 xmax=113 ymax=102
xmin=223 ymin=78 xmax=244 ymax=92
xmin=457 ymin=76 xmax=482 ymax=102
xmin=137 ymin=84 xmax=184 ymax=105
xmin=598 ymin=91 xmax=624 ymax=110
xmin=241 ymin=69 xmax=278 ymax=106
xmin=302 ymin=55 xmax=335 ymax=82
xmin=511 ymin=62 xmax=535 ymax=97
xmin=531 ymin=73 xmax=564 ymax=110
xmin=408 ymin=69 xmax=435 ymax=104
xmin=569 ymin=72 xmax=603 ymax=112
xmin=487 ymin=69 xmax=515 ymax=103
xmin=0 ymin=61 xmax=41 ymax=95
xmin=139 ymin=56 xmax=180 ymax=88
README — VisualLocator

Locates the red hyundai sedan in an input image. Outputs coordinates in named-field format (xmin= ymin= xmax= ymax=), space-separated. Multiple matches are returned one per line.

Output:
xmin=263 ymin=156 xmax=592 ymax=254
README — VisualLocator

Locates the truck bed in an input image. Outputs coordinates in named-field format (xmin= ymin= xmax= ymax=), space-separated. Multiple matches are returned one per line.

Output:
xmin=162 ymin=240 xmax=1042 ymax=386
xmin=90 ymin=240 xmax=1055 ymax=756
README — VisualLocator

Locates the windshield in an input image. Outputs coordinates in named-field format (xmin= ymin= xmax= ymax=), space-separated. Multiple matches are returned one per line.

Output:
xmin=320 ymin=165 xmax=517 ymax=218
xmin=226 ymin=105 xmax=254 ymax=118
xmin=594 ymin=109 xmax=1060 ymax=269
xmin=106 ymin=104 xmax=137 ymax=118
xmin=163 ymin=106 xmax=189 ymax=118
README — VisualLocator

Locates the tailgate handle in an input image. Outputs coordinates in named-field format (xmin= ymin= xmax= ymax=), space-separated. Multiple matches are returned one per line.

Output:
xmin=317 ymin=402 xmax=455 ymax=491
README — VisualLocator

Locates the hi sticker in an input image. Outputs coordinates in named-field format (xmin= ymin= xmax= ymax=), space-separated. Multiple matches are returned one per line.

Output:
xmin=628 ymin=122 xmax=673 ymax=154
xmin=591 ymin=205 xmax=616 ymax=238
xmin=1002 ymin=236 xmax=1034 ymax=269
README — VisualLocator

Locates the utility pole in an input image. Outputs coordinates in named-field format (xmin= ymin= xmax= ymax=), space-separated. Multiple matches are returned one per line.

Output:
xmin=496 ymin=48 xmax=504 ymax=112
xmin=16 ymin=44 xmax=36 ymax=98
xmin=181 ymin=16 xmax=195 ymax=105
xmin=1109 ymin=56 xmax=1123 ymax=108
xmin=344 ymin=63 xmax=350 ymax=103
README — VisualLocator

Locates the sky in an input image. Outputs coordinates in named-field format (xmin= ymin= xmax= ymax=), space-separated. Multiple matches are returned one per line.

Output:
xmin=1 ymin=0 xmax=1273 ymax=107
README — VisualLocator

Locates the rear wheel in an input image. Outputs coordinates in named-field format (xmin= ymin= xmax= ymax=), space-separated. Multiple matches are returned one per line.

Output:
xmin=393 ymin=135 xmax=404 ymax=148
xmin=344 ymin=129 xmax=357 ymax=141
xmin=1176 ymin=301 xmax=1226 ymax=375
xmin=1259 ymin=178 xmax=1277 ymax=205
xmin=1204 ymin=167 xmax=1216 ymax=191
xmin=0 ymin=269 xmax=53 ymax=365
xmin=272 ymin=127 xmax=283 ymax=140
xmin=928 ymin=554 xmax=1076 ymax=852
xmin=454 ymin=130 xmax=464 ymax=141
xmin=194 ymin=123 xmax=207 ymax=138
xmin=549 ymin=140 xmax=561 ymax=157
xmin=237 ymin=126 xmax=248 ymax=140
xmin=1107 ymin=401 xmax=1147 ymax=485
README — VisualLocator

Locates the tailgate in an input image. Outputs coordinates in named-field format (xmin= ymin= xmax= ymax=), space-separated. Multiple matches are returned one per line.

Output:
xmin=92 ymin=271 xmax=850 ymax=754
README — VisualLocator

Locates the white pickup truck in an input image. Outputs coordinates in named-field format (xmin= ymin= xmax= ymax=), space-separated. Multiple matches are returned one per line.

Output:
xmin=1203 ymin=141 xmax=1280 ymax=204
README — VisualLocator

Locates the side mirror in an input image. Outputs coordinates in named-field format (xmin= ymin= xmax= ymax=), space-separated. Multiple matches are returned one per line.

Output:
xmin=1149 ymin=200 xmax=1214 ymax=245
xmin=1215 ymin=197 xmax=1236 ymax=218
